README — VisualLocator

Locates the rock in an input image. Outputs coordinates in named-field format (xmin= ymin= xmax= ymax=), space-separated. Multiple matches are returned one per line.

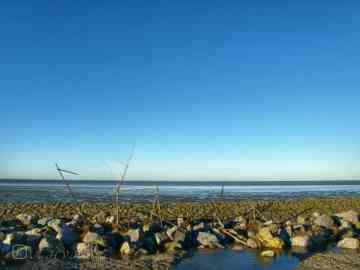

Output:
xmin=120 ymin=241 xmax=131 ymax=255
xmin=124 ymin=229 xmax=140 ymax=243
xmin=49 ymin=222 xmax=78 ymax=247
xmin=246 ymin=238 xmax=258 ymax=249
xmin=231 ymin=244 xmax=244 ymax=251
xmin=257 ymin=227 xmax=284 ymax=249
xmin=291 ymin=235 xmax=311 ymax=248
xmin=93 ymin=224 xmax=104 ymax=235
xmin=173 ymin=231 xmax=186 ymax=243
xmin=142 ymin=234 xmax=158 ymax=254
xmin=105 ymin=216 xmax=115 ymax=224
xmin=297 ymin=216 xmax=307 ymax=225
xmin=234 ymin=216 xmax=246 ymax=224
xmin=264 ymin=220 xmax=273 ymax=226
xmin=38 ymin=236 xmax=65 ymax=256
xmin=0 ymin=242 xmax=11 ymax=254
xmin=337 ymin=237 xmax=360 ymax=249
xmin=93 ymin=211 xmax=106 ymax=223
xmin=38 ymin=217 xmax=51 ymax=226
xmin=16 ymin=213 xmax=37 ymax=226
xmin=197 ymin=232 xmax=222 ymax=248
xmin=25 ymin=228 xmax=42 ymax=246
xmin=261 ymin=250 xmax=275 ymax=257
xmin=0 ymin=232 xmax=5 ymax=242
xmin=166 ymin=226 xmax=178 ymax=240
xmin=83 ymin=232 xmax=106 ymax=247
xmin=3 ymin=232 xmax=25 ymax=245
xmin=335 ymin=210 xmax=359 ymax=224
xmin=177 ymin=217 xmax=184 ymax=227
xmin=155 ymin=232 xmax=170 ymax=245
xmin=76 ymin=242 xmax=92 ymax=258
xmin=193 ymin=222 xmax=205 ymax=231
xmin=164 ymin=241 xmax=182 ymax=252
xmin=314 ymin=215 xmax=333 ymax=229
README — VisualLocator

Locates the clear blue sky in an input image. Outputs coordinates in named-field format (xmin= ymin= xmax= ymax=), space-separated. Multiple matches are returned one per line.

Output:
xmin=1 ymin=0 xmax=360 ymax=181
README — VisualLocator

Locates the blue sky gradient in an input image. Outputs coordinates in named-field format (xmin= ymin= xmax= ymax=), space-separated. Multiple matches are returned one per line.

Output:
xmin=1 ymin=0 xmax=360 ymax=180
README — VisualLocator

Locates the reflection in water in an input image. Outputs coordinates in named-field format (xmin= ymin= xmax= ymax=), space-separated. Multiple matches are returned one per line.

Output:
xmin=175 ymin=249 xmax=301 ymax=270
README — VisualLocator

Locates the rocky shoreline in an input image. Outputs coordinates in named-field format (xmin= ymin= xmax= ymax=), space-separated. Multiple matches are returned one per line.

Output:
xmin=1 ymin=197 xmax=360 ymax=269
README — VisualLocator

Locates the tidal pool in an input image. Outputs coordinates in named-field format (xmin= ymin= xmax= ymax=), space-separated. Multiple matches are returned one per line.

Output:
xmin=175 ymin=249 xmax=304 ymax=270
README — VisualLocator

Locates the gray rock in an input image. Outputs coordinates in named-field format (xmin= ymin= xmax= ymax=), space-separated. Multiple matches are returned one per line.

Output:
xmin=337 ymin=237 xmax=360 ymax=249
xmin=197 ymin=232 xmax=222 ymax=248
xmin=314 ymin=215 xmax=334 ymax=229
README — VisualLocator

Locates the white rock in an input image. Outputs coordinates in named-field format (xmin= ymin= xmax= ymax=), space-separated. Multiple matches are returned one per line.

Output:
xmin=291 ymin=235 xmax=311 ymax=248
xmin=337 ymin=237 xmax=360 ymax=249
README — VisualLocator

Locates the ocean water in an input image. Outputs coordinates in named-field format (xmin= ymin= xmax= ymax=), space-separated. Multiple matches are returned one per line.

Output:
xmin=0 ymin=179 xmax=360 ymax=203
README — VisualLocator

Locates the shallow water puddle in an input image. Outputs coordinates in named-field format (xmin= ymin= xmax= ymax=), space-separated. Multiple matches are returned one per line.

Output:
xmin=175 ymin=249 xmax=301 ymax=270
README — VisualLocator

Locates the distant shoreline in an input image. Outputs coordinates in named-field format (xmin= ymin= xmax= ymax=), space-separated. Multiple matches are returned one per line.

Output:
xmin=1 ymin=178 xmax=360 ymax=186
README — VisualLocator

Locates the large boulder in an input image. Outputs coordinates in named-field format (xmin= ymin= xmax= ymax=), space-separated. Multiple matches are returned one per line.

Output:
xmin=48 ymin=221 xmax=78 ymax=247
xmin=257 ymin=227 xmax=284 ymax=249
xmin=337 ymin=237 xmax=360 ymax=249
xmin=335 ymin=210 xmax=359 ymax=224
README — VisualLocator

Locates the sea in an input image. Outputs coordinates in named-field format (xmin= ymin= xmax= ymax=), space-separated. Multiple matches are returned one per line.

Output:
xmin=0 ymin=179 xmax=360 ymax=203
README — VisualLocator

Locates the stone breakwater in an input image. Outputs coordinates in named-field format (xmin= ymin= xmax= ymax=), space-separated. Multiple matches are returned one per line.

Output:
xmin=0 ymin=198 xmax=360 ymax=269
